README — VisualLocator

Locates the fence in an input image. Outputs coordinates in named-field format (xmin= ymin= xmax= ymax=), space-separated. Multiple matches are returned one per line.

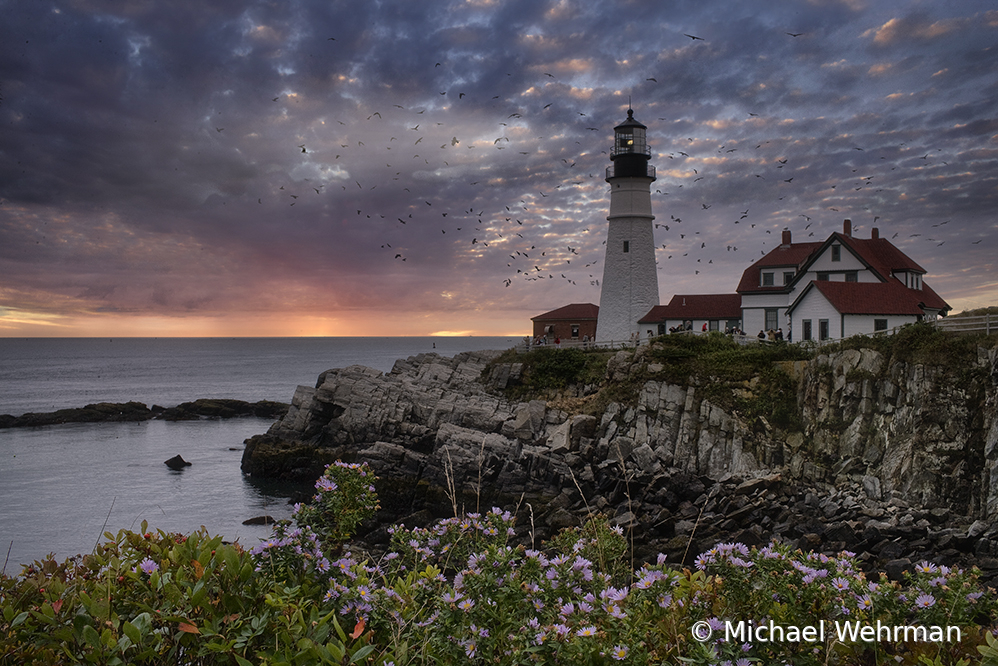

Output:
xmin=516 ymin=330 xmax=762 ymax=353
xmin=932 ymin=313 xmax=997 ymax=335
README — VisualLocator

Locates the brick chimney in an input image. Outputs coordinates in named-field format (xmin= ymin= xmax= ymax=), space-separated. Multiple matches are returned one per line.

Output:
xmin=843 ymin=219 xmax=852 ymax=237
xmin=781 ymin=229 xmax=792 ymax=247
xmin=871 ymin=227 xmax=879 ymax=240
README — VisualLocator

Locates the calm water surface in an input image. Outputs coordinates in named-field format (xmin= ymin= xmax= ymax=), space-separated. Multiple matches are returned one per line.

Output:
xmin=0 ymin=337 xmax=517 ymax=568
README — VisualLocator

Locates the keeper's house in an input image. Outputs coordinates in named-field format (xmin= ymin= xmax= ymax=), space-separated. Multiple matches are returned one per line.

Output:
xmin=739 ymin=220 xmax=950 ymax=342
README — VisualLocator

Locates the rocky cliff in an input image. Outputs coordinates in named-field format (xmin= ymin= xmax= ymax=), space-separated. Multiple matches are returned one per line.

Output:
xmin=242 ymin=332 xmax=998 ymax=578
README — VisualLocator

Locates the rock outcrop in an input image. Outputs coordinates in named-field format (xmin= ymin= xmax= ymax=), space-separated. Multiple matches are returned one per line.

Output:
xmin=242 ymin=339 xmax=998 ymax=579
xmin=164 ymin=454 xmax=192 ymax=470
xmin=0 ymin=399 xmax=289 ymax=428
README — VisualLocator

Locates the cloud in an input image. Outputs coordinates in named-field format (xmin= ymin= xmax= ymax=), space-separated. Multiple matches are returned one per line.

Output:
xmin=0 ymin=0 xmax=995 ymax=336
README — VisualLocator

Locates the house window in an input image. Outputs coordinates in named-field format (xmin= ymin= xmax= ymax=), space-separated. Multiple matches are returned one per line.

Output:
xmin=845 ymin=271 xmax=858 ymax=282
xmin=571 ymin=324 xmax=580 ymax=338
xmin=623 ymin=240 xmax=630 ymax=253
xmin=874 ymin=319 xmax=888 ymax=332
xmin=802 ymin=320 xmax=813 ymax=341
xmin=914 ymin=275 xmax=921 ymax=290
xmin=765 ymin=309 xmax=778 ymax=331
xmin=762 ymin=272 xmax=774 ymax=286
xmin=784 ymin=271 xmax=794 ymax=285
xmin=709 ymin=320 xmax=719 ymax=331
xmin=819 ymin=319 xmax=830 ymax=341
xmin=817 ymin=272 xmax=830 ymax=281
xmin=831 ymin=245 xmax=841 ymax=261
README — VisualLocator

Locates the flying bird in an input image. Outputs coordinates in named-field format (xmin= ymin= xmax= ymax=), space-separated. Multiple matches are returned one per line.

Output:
xmin=684 ymin=33 xmax=704 ymax=40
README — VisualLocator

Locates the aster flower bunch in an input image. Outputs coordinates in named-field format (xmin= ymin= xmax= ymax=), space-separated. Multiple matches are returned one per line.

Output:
xmin=384 ymin=506 xmax=517 ymax=576
xmin=544 ymin=516 xmax=631 ymax=586
xmin=249 ymin=520 xmax=332 ymax=583
xmin=293 ymin=461 xmax=381 ymax=549
xmin=332 ymin=515 xmax=699 ymax=665
xmin=903 ymin=559 xmax=996 ymax=628
xmin=693 ymin=541 xmax=998 ymax=666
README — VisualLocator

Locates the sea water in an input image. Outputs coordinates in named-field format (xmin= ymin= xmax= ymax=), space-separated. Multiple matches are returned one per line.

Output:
xmin=0 ymin=337 xmax=516 ymax=568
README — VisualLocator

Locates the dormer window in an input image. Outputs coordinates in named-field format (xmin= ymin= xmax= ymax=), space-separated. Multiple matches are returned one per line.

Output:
xmin=831 ymin=245 xmax=841 ymax=262
xmin=762 ymin=272 xmax=774 ymax=286
xmin=783 ymin=271 xmax=794 ymax=285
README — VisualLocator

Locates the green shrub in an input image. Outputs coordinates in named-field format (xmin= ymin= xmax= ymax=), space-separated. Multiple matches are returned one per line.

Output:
xmin=4 ymin=464 xmax=995 ymax=666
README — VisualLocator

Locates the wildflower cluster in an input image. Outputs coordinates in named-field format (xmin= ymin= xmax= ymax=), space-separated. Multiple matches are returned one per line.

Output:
xmin=293 ymin=460 xmax=380 ymax=548
xmin=903 ymin=559 xmax=995 ymax=627
xmin=249 ymin=520 xmax=331 ymax=581
xmin=385 ymin=506 xmax=517 ymax=575
xmin=695 ymin=542 xmax=997 ymax=666
xmin=316 ymin=513 xmax=694 ymax=664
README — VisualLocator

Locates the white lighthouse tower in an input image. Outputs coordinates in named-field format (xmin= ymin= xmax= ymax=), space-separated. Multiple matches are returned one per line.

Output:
xmin=596 ymin=108 xmax=659 ymax=343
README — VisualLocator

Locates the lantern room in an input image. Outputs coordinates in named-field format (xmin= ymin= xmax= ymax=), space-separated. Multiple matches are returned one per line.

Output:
xmin=607 ymin=108 xmax=655 ymax=180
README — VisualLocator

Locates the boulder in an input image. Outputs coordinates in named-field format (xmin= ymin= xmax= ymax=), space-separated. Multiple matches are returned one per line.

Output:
xmin=164 ymin=454 xmax=192 ymax=470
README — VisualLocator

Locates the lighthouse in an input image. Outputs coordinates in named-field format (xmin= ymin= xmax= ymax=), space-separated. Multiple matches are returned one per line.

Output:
xmin=596 ymin=108 xmax=659 ymax=343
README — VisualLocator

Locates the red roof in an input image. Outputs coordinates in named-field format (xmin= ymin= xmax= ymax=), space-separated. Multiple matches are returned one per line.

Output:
xmin=738 ymin=228 xmax=933 ymax=296
xmin=736 ymin=241 xmax=823 ymax=293
xmin=639 ymin=294 xmax=742 ymax=323
xmin=531 ymin=303 xmax=599 ymax=321
xmin=790 ymin=280 xmax=942 ymax=316
xmin=839 ymin=234 xmax=926 ymax=276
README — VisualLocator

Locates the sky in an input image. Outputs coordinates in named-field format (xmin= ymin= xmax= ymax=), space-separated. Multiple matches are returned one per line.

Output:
xmin=1 ymin=0 xmax=996 ymax=337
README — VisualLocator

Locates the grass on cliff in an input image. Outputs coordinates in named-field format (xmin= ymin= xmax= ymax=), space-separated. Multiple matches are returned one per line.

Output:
xmin=644 ymin=333 xmax=812 ymax=431
xmin=487 ymin=346 xmax=615 ymax=401
xmin=484 ymin=335 xmax=812 ymax=430
xmin=822 ymin=321 xmax=994 ymax=367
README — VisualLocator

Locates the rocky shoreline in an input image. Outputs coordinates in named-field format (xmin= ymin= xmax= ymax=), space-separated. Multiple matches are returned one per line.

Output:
xmin=0 ymin=398 xmax=289 ymax=429
xmin=239 ymin=338 xmax=998 ymax=584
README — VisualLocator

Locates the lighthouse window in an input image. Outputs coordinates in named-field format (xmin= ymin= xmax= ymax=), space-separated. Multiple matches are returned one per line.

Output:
xmin=623 ymin=240 xmax=630 ymax=253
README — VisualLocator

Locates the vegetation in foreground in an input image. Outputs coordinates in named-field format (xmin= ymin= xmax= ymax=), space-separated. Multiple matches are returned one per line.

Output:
xmin=3 ymin=461 xmax=997 ymax=665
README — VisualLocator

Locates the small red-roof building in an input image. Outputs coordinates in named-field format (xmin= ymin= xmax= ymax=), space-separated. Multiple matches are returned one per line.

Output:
xmin=639 ymin=294 xmax=743 ymax=336
xmin=530 ymin=303 xmax=599 ymax=342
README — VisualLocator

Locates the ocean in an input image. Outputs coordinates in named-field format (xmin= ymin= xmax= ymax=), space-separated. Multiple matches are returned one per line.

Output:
xmin=0 ymin=337 xmax=517 ymax=569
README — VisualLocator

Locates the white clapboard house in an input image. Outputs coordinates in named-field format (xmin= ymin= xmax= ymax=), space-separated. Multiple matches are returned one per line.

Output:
xmin=737 ymin=219 xmax=950 ymax=342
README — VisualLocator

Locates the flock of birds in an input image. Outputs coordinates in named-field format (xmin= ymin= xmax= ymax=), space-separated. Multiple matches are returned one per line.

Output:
xmin=209 ymin=29 xmax=987 ymax=295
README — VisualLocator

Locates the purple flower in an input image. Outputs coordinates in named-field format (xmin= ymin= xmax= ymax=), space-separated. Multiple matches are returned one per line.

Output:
xmin=914 ymin=594 xmax=936 ymax=609
xmin=915 ymin=561 xmax=938 ymax=574
xmin=611 ymin=645 xmax=629 ymax=660
xmin=576 ymin=625 xmax=597 ymax=637
xmin=137 ymin=557 xmax=158 ymax=575
xmin=315 ymin=476 xmax=337 ymax=492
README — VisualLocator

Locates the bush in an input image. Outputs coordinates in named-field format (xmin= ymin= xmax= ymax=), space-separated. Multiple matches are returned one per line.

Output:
xmin=4 ymin=463 xmax=995 ymax=665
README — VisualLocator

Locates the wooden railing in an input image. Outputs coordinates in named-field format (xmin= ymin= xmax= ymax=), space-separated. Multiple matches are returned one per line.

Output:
xmin=932 ymin=314 xmax=997 ymax=335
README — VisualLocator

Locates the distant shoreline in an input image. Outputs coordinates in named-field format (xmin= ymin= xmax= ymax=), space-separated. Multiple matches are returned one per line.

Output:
xmin=0 ymin=398 xmax=288 ymax=429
